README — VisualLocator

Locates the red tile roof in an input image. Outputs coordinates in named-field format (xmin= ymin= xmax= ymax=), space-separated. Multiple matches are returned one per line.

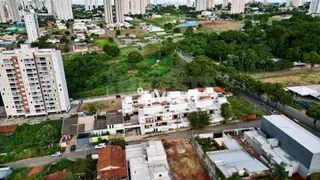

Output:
xmin=0 ymin=125 xmax=17 ymax=133
xmin=97 ymin=146 xmax=127 ymax=180
xmin=44 ymin=171 xmax=72 ymax=180
xmin=213 ymin=87 xmax=227 ymax=94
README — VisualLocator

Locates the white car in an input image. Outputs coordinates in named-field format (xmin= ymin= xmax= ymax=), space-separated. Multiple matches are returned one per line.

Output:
xmin=94 ymin=143 xmax=106 ymax=149
xmin=51 ymin=151 xmax=62 ymax=157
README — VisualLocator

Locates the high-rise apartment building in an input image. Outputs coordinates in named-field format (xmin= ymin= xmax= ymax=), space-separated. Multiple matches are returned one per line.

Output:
xmin=123 ymin=0 xmax=130 ymax=14
xmin=195 ymin=0 xmax=206 ymax=11
xmin=6 ymin=0 xmax=21 ymax=22
xmin=0 ymin=44 xmax=70 ymax=117
xmin=104 ymin=0 xmax=113 ymax=23
xmin=231 ymin=0 xmax=245 ymax=14
xmin=130 ymin=0 xmax=146 ymax=14
xmin=95 ymin=0 xmax=99 ymax=8
xmin=206 ymin=0 xmax=215 ymax=9
xmin=24 ymin=11 xmax=40 ymax=43
xmin=0 ymin=0 xmax=7 ymax=23
xmin=115 ymin=0 xmax=124 ymax=22
xmin=54 ymin=0 xmax=73 ymax=20
xmin=286 ymin=0 xmax=303 ymax=7
xmin=45 ymin=0 xmax=54 ymax=14
xmin=187 ymin=0 xmax=192 ymax=7
xmin=309 ymin=0 xmax=320 ymax=14
xmin=85 ymin=0 xmax=89 ymax=10
xmin=222 ymin=0 xmax=228 ymax=8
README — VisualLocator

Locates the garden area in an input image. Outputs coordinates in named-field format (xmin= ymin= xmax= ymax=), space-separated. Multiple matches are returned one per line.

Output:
xmin=0 ymin=120 xmax=63 ymax=164
xmin=9 ymin=158 xmax=97 ymax=180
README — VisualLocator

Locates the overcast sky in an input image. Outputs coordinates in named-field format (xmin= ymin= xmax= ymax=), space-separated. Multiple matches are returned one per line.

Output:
xmin=72 ymin=0 xmax=285 ymax=5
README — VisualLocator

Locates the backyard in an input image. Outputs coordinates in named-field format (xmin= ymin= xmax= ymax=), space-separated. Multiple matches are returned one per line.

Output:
xmin=258 ymin=70 xmax=320 ymax=87
xmin=0 ymin=120 xmax=63 ymax=164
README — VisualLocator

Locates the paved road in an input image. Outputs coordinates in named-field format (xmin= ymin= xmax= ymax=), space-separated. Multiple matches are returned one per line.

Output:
xmin=3 ymin=120 xmax=260 ymax=169
xmin=3 ymin=149 xmax=90 ymax=169
xmin=252 ymin=65 xmax=320 ymax=79
xmin=176 ymin=49 xmax=194 ymax=62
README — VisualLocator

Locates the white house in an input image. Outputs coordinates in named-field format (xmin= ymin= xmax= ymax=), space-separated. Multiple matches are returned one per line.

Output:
xmin=122 ymin=87 xmax=228 ymax=134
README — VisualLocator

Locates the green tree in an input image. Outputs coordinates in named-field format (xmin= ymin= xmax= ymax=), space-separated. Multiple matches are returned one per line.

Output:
xmin=64 ymin=31 xmax=70 ymax=36
xmin=303 ymin=51 xmax=320 ymax=71
xmin=164 ymin=23 xmax=173 ymax=30
xmin=36 ymin=124 xmax=59 ymax=147
xmin=306 ymin=106 xmax=320 ymax=127
xmin=221 ymin=103 xmax=234 ymax=121
xmin=86 ymin=104 xmax=97 ymax=115
xmin=184 ymin=26 xmax=194 ymax=36
xmin=188 ymin=111 xmax=211 ymax=129
xmin=63 ymin=46 xmax=70 ymax=53
xmin=71 ymin=36 xmax=76 ymax=41
xmin=187 ymin=56 xmax=217 ymax=86
xmin=228 ymin=174 xmax=241 ymax=180
xmin=103 ymin=45 xmax=120 ymax=57
xmin=253 ymin=44 xmax=273 ymax=73
xmin=116 ymin=29 xmax=121 ymax=36
xmin=271 ymin=164 xmax=288 ymax=180
xmin=110 ymin=139 xmax=128 ymax=149
xmin=127 ymin=51 xmax=143 ymax=63
xmin=173 ymin=28 xmax=181 ymax=33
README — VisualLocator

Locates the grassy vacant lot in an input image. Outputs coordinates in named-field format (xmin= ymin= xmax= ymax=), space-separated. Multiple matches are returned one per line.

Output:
xmin=79 ymin=98 xmax=122 ymax=112
xmin=116 ymin=42 xmax=161 ymax=60
xmin=9 ymin=158 xmax=97 ymax=180
xmin=258 ymin=71 xmax=320 ymax=86
xmin=93 ymin=36 xmax=117 ymax=48
xmin=144 ymin=17 xmax=179 ymax=27
xmin=228 ymin=96 xmax=265 ymax=119
xmin=0 ymin=120 xmax=63 ymax=164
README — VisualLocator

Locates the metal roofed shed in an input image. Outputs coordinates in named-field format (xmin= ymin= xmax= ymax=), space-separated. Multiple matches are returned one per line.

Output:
xmin=261 ymin=115 xmax=320 ymax=178
xmin=286 ymin=86 xmax=318 ymax=96
xmin=175 ymin=21 xmax=198 ymax=28
xmin=207 ymin=149 xmax=269 ymax=178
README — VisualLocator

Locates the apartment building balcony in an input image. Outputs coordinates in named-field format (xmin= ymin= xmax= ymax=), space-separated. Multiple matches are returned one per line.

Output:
xmin=4 ymin=64 xmax=14 ymax=69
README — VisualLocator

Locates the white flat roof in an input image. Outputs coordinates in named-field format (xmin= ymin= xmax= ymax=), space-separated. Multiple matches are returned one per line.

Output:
xmin=223 ymin=140 xmax=242 ymax=150
xmin=207 ymin=150 xmax=269 ymax=177
xmin=263 ymin=115 xmax=320 ymax=153
xmin=286 ymin=86 xmax=317 ymax=96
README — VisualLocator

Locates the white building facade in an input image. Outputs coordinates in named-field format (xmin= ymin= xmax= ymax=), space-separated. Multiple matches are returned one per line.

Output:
xmin=115 ymin=0 xmax=125 ymax=22
xmin=206 ymin=0 xmax=215 ymax=9
xmin=103 ymin=0 xmax=113 ymax=23
xmin=44 ymin=0 xmax=54 ymax=14
xmin=231 ymin=0 xmax=245 ymax=14
xmin=130 ymin=0 xmax=146 ymax=14
xmin=195 ymin=0 xmax=206 ymax=11
xmin=122 ymin=87 xmax=228 ymax=134
xmin=309 ymin=0 xmax=320 ymax=14
xmin=6 ymin=0 xmax=21 ymax=22
xmin=286 ymin=0 xmax=303 ymax=7
xmin=54 ymin=0 xmax=74 ymax=20
xmin=0 ymin=44 xmax=70 ymax=117
xmin=24 ymin=11 xmax=40 ymax=43
xmin=0 ymin=0 xmax=7 ymax=23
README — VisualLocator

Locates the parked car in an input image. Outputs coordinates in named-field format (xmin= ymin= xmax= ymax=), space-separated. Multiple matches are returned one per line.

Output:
xmin=270 ymin=110 xmax=277 ymax=115
xmin=51 ymin=152 xmax=62 ymax=157
xmin=94 ymin=143 xmax=106 ymax=149
xmin=70 ymin=145 xmax=76 ymax=152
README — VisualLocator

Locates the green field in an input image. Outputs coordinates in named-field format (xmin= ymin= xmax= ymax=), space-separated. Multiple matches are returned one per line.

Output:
xmin=93 ymin=36 xmax=117 ymax=48
xmin=145 ymin=17 xmax=179 ymax=27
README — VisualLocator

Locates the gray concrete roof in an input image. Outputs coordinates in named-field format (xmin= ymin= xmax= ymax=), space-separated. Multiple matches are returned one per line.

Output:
xmin=263 ymin=115 xmax=320 ymax=153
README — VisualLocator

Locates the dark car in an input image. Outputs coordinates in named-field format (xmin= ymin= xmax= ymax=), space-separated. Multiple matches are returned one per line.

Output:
xmin=70 ymin=145 xmax=76 ymax=152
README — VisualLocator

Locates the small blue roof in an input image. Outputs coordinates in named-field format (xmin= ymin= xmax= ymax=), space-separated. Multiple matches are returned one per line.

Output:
xmin=176 ymin=21 xmax=198 ymax=28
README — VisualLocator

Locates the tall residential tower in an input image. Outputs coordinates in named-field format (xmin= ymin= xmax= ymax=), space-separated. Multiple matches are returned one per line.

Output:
xmin=309 ymin=0 xmax=320 ymax=14
xmin=24 ymin=11 xmax=40 ymax=43
xmin=54 ymin=0 xmax=74 ymax=20
xmin=0 ymin=44 xmax=70 ymax=117
xmin=231 ymin=0 xmax=245 ymax=14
